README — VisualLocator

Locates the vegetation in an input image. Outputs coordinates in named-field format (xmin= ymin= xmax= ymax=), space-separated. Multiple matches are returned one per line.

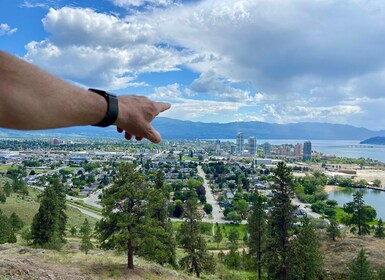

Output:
xmin=178 ymin=198 xmax=215 ymax=277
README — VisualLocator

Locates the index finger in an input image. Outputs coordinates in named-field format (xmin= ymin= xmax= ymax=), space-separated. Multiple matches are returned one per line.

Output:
xmin=156 ymin=102 xmax=171 ymax=113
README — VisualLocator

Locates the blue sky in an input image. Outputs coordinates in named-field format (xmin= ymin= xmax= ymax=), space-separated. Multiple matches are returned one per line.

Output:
xmin=2 ymin=0 xmax=385 ymax=129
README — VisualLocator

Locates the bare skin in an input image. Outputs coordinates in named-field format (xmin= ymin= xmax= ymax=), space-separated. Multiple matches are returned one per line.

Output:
xmin=0 ymin=51 xmax=171 ymax=143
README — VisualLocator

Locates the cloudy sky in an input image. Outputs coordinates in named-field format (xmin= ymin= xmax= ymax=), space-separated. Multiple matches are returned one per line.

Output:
xmin=2 ymin=0 xmax=385 ymax=129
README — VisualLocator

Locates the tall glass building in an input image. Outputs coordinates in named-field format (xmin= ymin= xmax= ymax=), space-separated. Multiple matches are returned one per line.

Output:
xmin=236 ymin=132 xmax=244 ymax=154
xmin=248 ymin=136 xmax=257 ymax=155
xmin=303 ymin=141 xmax=312 ymax=160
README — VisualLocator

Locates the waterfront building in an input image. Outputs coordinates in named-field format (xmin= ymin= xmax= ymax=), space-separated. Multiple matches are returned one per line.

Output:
xmin=303 ymin=141 xmax=312 ymax=160
xmin=215 ymin=140 xmax=221 ymax=151
xmin=294 ymin=143 xmax=302 ymax=157
xmin=230 ymin=145 xmax=236 ymax=154
xmin=236 ymin=132 xmax=244 ymax=154
xmin=248 ymin=136 xmax=257 ymax=155
xmin=263 ymin=142 xmax=271 ymax=157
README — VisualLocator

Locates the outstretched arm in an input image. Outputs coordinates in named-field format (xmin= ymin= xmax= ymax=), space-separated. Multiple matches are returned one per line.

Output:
xmin=0 ymin=51 xmax=170 ymax=143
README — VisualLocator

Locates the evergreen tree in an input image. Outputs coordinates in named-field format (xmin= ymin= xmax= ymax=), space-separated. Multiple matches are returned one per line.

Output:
xmin=136 ymin=185 xmax=176 ymax=266
xmin=248 ymin=194 xmax=267 ymax=280
xmin=155 ymin=170 xmax=164 ymax=190
xmin=97 ymin=163 xmax=148 ymax=269
xmin=344 ymin=192 xmax=376 ymax=236
xmin=266 ymin=162 xmax=297 ymax=280
xmin=178 ymin=198 xmax=215 ymax=277
xmin=214 ymin=223 xmax=223 ymax=249
xmin=374 ymin=218 xmax=385 ymax=239
xmin=70 ymin=226 xmax=77 ymax=237
xmin=348 ymin=249 xmax=373 ymax=280
xmin=31 ymin=184 xmax=66 ymax=249
xmin=0 ymin=192 xmax=5 ymax=203
xmin=50 ymin=176 xmax=68 ymax=241
xmin=0 ymin=210 xmax=16 ymax=244
xmin=9 ymin=212 xmax=24 ymax=232
xmin=3 ymin=181 xmax=12 ymax=197
xmin=80 ymin=218 xmax=94 ymax=255
xmin=288 ymin=217 xmax=324 ymax=280
xmin=228 ymin=228 xmax=239 ymax=247
xmin=327 ymin=219 xmax=341 ymax=241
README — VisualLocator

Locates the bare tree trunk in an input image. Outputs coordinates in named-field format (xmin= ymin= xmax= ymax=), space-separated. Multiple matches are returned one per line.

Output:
xmin=127 ymin=229 xmax=134 ymax=269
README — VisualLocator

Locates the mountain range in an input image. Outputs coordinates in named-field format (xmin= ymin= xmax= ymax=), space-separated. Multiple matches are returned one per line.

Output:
xmin=1 ymin=117 xmax=384 ymax=140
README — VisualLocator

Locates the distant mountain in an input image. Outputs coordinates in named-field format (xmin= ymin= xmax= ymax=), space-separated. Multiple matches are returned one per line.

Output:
xmin=1 ymin=117 xmax=385 ymax=140
xmin=360 ymin=137 xmax=385 ymax=145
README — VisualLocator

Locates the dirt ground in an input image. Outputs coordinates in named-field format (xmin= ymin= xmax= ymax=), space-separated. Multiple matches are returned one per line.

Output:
xmin=0 ymin=244 xmax=187 ymax=280
xmin=355 ymin=169 xmax=385 ymax=184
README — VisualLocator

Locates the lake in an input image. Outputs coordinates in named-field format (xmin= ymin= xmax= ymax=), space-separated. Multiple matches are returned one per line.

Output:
xmin=215 ymin=139 xmax=385 ymax=163
xmin=328 ymin=187 xmax=385 ymax=220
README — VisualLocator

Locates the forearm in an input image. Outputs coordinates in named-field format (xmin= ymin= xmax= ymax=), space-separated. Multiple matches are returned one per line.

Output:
xmin=0 ymin=51 xmax=106 ymax=130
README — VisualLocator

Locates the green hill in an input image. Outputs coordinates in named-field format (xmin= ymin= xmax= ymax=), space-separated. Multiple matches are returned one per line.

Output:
xmin=0 ymin=182 xmax=97 ymax=228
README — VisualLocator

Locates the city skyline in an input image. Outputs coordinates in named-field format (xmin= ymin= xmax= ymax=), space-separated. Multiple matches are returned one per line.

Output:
xmin=2 ymin=1 xmax=385 ymax=129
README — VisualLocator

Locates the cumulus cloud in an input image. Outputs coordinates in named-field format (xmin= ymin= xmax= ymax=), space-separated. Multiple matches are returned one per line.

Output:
xmin=189 ymin=70 xmax=254 ymax=102
xmin=111 ymin=0 xmax=173 ymax=8
xmin=150 ymin=83 xmax=182 ymax=100
xmin=24 ymin=7 xmax=184 ymax=89
xmin=0 ymin=23 xmax=17 ymax=36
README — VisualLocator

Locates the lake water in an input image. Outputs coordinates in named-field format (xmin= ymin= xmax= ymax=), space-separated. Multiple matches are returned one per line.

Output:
xmin=215 ymin=139 xmax=385 ymax=163
xmin=328 ymin=188 xmax=385 ymax=220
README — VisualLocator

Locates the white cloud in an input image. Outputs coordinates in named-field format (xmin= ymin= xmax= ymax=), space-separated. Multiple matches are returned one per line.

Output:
xmin=0 ymin=23 xmax=17 ymax=36
xmin=111 ymin=0 xmax=173 ymax=8
xmin=189 ymin=70 xmax=255 ymax=102
xmin=150 ymin=83 xmax=182 ymax=100
xmin=162 ymin=98 xmax=246 ymax=121
xmin=24 ymin=7 xmax=185 ymax=89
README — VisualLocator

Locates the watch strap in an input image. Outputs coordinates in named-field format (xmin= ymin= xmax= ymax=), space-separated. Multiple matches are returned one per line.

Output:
xmin=89 ymin=88 xmax=119 ymax=127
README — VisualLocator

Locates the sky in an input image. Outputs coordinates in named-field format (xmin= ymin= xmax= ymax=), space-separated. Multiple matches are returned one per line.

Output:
xmin=2 ymin=0 xmax=385 ymax=130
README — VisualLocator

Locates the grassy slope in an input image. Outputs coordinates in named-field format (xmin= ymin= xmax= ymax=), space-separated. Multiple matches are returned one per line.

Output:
xmin=0 ymin=183 xmax=97 ymax=228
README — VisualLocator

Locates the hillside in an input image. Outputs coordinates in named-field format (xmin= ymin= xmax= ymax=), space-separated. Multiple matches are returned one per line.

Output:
xmin=0 ymin=185 xmax=97 ymax=228
xmin=360 ymin=136 xmax=385 ymax=145
xmin=1 ymin=117 xmax=385 ymax=140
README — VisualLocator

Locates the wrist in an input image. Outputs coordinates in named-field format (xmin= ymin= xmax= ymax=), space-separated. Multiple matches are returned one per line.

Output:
xmin=89 ymin=88 xmax=119 ymax=127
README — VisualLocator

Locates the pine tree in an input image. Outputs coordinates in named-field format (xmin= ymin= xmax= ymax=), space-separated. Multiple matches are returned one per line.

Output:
xmin=50 ymin=176 xmax=68 ymax=241
xmin=0 ymin=192 xmax=5 ymax=203
xmin=80 ymin=218 xmax=94 ymax=255
xmin=3 ymin=181 xmax=12 ymax=197
xmin=97 ymin=163 xmax=149 ymax=269
xmin=0 ymin=210 xmax=16 ymax=244
xmin=136 ymin=185 xmax=176 ymax=266
xmin=288 ymin=217 xmax=324 ymax=280
xmin=214 ymin=223 xmax=223 ymax=249
xmin=344 ymin=192 xmax=376 ymax=236
xmin=348 ymin=249 xmax=373 ymax=280
xmin=248 ymin=194 xmax=267 ymax=280
xmin=266 ymin=162 xmax=297 ymax=280
xmin=31 ymin=184 xmax=66 ymax=249
xmin=9 ymin=212 xmax=24 ymax=232
xmin=70 ymin=226 xmax=77 ymax=237
xmin=374 ymin=218 xmax=385 ymax=239
xmin=327 ymin=218 xmax=341 ymax=241
xmin=178 ymin=198 xmax=215 ymax=277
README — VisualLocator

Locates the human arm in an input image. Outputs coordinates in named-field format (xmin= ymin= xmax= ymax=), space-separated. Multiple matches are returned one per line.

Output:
xmin=0 ymin=51 xmax=170 ymax=143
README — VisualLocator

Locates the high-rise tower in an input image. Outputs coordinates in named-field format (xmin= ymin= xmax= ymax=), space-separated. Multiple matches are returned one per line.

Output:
xmin=303 ymin=141 xmax=312 ymax=160
xmin=248 ymin=136 xmax=257 ymax=155
xmin=236 ymin=132 xmax=244 ymax=154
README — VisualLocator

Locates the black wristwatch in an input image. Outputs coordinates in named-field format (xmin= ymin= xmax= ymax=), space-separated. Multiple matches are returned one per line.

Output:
xmin=89 ymin=88 xmax=119 ymax=127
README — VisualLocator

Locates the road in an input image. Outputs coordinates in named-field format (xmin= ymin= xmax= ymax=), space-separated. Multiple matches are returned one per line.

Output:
xmin=292 ymin=197 xmax=322 ymax=219
xmin=67 ymin=203 xmax=102 ymax=220
xmin=197 ymin=165 xmax=226 ymax=223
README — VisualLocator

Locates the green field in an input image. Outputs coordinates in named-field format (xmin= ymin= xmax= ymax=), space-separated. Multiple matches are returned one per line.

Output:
xmin=61 ymin=167 xmax=78 ymax=172
xmin=0 ymin=165 xmax=11 ymax=172
xmin=0 ymin=187 xmax=97 ymax=228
